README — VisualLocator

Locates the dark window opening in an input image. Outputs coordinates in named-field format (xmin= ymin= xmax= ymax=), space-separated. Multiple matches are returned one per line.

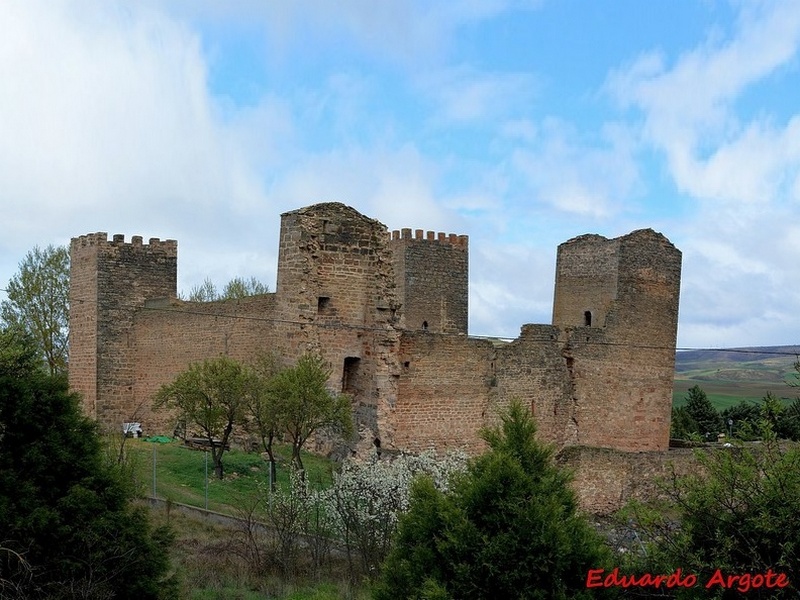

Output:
xmin=318 ymin=296 xmax=331 ymax=314
xmin=403 ymin=361 xmax=410 ymax=370
xmin=422 ymin=320 xmax=428 ymax=330
xmin=584 ymin=311 xmax=592 ymax=326
xmin=343 ymin=356 xmax=361 ymax=394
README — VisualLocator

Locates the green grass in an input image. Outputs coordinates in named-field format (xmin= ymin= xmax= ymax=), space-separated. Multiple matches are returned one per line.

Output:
xmin=125 ymin=438 xmax=334 ymax=514
xmin=672 ymin=374 xmax=797 ymax=410
xmin=144 ymin=496 xmax=371 ymax=600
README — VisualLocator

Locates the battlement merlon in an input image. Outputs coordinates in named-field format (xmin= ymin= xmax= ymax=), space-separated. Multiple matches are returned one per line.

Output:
xmin=390 ymin=229 xmax=468 ymax=249
xmin=71 ymin=232 xmax=178 ymax=256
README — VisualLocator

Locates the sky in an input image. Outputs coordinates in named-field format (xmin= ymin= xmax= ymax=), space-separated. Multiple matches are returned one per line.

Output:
xmin=2 ymin=0 xmax=800 ymax=350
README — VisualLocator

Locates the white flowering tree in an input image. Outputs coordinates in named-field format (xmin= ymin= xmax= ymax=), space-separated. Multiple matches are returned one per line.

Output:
xmin=324 ymin=451 xmax=468 ymax=578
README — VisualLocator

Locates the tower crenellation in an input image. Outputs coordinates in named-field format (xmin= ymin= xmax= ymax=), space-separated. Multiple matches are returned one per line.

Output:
xmin=389 ymin=227 xmax=468 ymax=334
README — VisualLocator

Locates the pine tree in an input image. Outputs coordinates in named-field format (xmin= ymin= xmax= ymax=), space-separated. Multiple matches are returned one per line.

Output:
xmin=0 ymin=327 xmax=176 ymax=598
xmin=684 ymin=385 xmax=721 ymax=440
xmin=375 ymin=400 xmax=613 ymax=600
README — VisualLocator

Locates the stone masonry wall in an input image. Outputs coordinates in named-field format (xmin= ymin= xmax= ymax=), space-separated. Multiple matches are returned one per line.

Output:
xmin=273 ymin=204 xmax=401 ymax=452
xmin=131 ymin=295 xmax=281 ymax=432
xmin=555 ymin=230 xmax=681 ymax=452
xmin=559 ymin=445 xmax=703 ymax=515
xmin=394 ymin=332 xmax=496 ymax=453
xmin=389 ymin=229 xmax=468 ymax=334
xmin=69 ymin=204 xmax=682 ymax=509
xmin=69 ymin=235 xmax=99 ymax=419
xmin=69 ymin=233 xmax=176 ymax=429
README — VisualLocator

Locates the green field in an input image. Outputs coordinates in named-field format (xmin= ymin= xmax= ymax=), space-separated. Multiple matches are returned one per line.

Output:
xmin=673 ymin=346 xmax=800 ymax=410
xmin=125 ymin=438 xmax=333 ymax=514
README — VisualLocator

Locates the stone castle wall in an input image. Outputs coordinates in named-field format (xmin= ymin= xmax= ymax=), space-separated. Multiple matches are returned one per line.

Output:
xmin=69 ymin=202 xmax=682 ymax=511
xmin=389 ymin=229 xmax=469 ymax=334
xmin=69 ymin=233 xmax=177 ymax=426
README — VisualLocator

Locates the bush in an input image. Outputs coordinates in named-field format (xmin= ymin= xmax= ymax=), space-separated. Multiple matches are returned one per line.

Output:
xmin=0 ymin=328 xmax=177 ymax=598
xmin=374 ymin=401 xmax=613 ymax=600
xmin=622 ymin=422 xmax=800 ymax=598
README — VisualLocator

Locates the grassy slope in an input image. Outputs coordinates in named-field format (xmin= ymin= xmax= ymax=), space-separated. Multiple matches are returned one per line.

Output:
xmin=673 ymin=345 xmax=800 ymax=410
xmin=126 ymin=438 xmax=333 ymax=514
xmin=126 ymin=441 xmax=363 ymax=599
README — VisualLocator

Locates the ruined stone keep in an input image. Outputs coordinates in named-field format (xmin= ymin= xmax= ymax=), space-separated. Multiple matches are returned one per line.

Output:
xmin=69 ymin=202 xmax=682 ymax=459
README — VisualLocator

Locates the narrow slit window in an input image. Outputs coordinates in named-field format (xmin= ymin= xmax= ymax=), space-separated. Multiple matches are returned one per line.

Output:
xmin=343 ymin=356 xmax=361 ymax=394
xmin=584 ymin=311 xmax=592 ymax=327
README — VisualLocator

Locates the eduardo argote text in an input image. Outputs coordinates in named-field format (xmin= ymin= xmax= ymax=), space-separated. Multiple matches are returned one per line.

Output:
xmin=586 ymin=568 xmax=790 ymax=593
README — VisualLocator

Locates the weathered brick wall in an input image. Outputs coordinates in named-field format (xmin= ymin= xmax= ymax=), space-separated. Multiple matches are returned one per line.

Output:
xmin=276 ymin=203 xmax=398 ymax=329
xmin=69 ymin=204 xmax=682 ymax=488
xmin=389 ymin=229 xmax=468 ymax=334
xmin=69 ymin=233 xmax=177 ymax=430
xmin=394 ymin=332 xmax=496 ymax=453
xmin=494 ymin=325 xmax=574 ymax=447
xmin=553 ymin=230 xmax=681 ymax=452
xmin=559 ymin=446 xmax=703 ymax=515
xmin=553 ymin=234 xmax=619 ymax=330
xmin=132 ymin=295 xmax=282 ymax=431
xmin=69 ymin=234 xmax=100 ymax=418
xmin=274 ymin=204 xmax=401 ymax=451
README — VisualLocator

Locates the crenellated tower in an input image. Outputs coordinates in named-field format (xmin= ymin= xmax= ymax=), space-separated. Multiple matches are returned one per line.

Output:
xmin=69 ymin=233 xmax=177 ymax=429
xmin=389 ymin=228 xmax=468 ymax=334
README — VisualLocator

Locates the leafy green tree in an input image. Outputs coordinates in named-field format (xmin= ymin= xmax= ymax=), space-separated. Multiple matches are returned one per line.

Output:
xmin=221 ymin=276 xmax=269 ymax=299
xmin=375 ymin=400 xmax=613 ymax=600
xmin=1 ymin=244 xmax=69 ymax=375
xmin=670 ymin=406 xmax=697 ymax=440
xmin=245 ymin=352 xmax=283 ymax=490
xmin=185 ymin=276 xmax=269 ymax=302
xmin=622 ymin=419 xmax=800 ymax=599
xmin=154 ymin=356 xmax=251 ymax=479
xmin=776 ymin=396 xmax=800 ymax=441
xmin=266 ymin=353 xmax=353 ymax=472
xmin=186 ymin=277 xmax=218 ymax=302
xmin=0 ymin=327 xmax=176 ymax=598
xmin=720 ymin=400 xmax=761 ymax=440
xmin=684 ymin=385 xmax=721 ymax=440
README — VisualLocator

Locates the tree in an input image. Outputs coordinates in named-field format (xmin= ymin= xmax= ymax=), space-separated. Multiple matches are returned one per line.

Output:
xmin=185 ymin=276 xmax=269 ymax=302
xmin=265 ymin=353 xmax=353 ymax=473
xmin=154 ymin=356 xmax=250 ymax=479
xmin=720 ymin=400 xmax=761 ymax=440
xmin=0 ymin=327 xmax=176 ymax=598
xmin=374 ymin=401 xmax=613 ymax=600
xmin=683 ymin=385 xmax=721 ymax=440
xmin=186 ymin=277 xmax=218 ymax=302
xmin=776 ymin=396 xmax=800 ymax=441
xmin=325 ymin=450 xmax=468 ymax=580
xmin=623 ymin=419 xmax=800 ymax=599
xmin=221 ymin=276 xmax=269 ymax=299
xmin=245 ymin=352 xmax=282 ymax=491
xmin=1 ymin=244 xmax=69 ymax=375
xmin=670 ymin=406 xmax=698 ymax=440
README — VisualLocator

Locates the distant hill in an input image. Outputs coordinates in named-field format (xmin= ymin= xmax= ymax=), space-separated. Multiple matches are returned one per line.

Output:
xmin=673 ymin=346 xmax=800 ymax=410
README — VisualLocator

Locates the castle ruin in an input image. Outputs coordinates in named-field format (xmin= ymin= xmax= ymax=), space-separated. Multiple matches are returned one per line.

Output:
xmin=69 ymin=202 xmax=682 ymax=476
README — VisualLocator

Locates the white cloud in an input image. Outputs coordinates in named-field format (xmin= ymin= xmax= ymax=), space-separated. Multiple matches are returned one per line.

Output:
xmin=509 ymin=118 xmax=641 ymax=218
xmin=470 ymin=242 xmax=555 ymax=337
xmin=0 ymin=0 xmax=281 ymax=297
xmin=419 ymin=66 xmax=539 ymax=124
xmin=156 ymin=0 xmax=543 ymax=66
xmin=269 ymin=143 xmax=456 ymax=233
xmin=607 ymin=1 xmax=800 ymax=205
